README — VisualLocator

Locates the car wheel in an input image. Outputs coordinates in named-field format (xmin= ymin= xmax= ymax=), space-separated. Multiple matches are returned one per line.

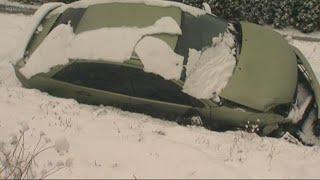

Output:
xmin=177 ymin=109 xmax=203 ymax=126
xmin=298 ymin=107 xmax=320 ymax=145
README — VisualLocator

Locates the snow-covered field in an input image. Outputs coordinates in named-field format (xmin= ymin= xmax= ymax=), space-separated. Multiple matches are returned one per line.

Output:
xmin=1 ymin=13 xmax=320 ymax=178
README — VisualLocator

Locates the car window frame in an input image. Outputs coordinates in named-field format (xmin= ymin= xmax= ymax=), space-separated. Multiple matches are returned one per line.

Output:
xmin=48 ymin=60 xmax=205 ymax=108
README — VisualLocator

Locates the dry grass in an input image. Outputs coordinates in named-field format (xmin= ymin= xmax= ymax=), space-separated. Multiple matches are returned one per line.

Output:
xmin=0 ymin=129 xmax=66 ymax=179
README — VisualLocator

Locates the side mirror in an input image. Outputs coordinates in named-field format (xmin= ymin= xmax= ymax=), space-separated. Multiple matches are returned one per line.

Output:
xmin=202 ymin=3 xmax=212 ymax=14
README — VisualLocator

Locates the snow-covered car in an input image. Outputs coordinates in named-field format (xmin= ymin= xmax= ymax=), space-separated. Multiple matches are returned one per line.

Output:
xmin=12 ymin=0 xmax=320 ymax=145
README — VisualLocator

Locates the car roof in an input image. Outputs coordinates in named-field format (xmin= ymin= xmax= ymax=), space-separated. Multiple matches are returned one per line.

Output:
xmin=26 ymin=2 xmax=183 ymax=56
xmin=22 ymin=1 xmax=228 ymax=84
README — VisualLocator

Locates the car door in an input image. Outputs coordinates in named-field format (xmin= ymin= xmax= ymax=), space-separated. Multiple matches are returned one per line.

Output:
xmin=126 ymin=66 xmax=205 ymax=121
xmin=49 ymin=61 xmax=134 ymax=111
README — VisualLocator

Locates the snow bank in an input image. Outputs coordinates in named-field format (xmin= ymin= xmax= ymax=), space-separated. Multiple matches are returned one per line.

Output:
xmin=51 ymin=0 xmax=206 ymax=17
xmin=135 ymin=36 xmax=184 ymax=80
xmin=1 ymin=82 xmax=320 ymax=178
xmin=0 ymin=61 xmax=21 ymax=87
xmin=0 ymin=13 xmax=29 ymax=61
xmin=183 ymin=31 xmax=236 ymax=100
xmin=21 ymin=16 xmax=182 ymax=79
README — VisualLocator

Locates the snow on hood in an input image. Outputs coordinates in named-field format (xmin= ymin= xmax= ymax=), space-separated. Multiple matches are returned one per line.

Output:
xmin=51 ymin=0 xmax=206 ymax=17
xmin=183 ymin=30 xmax=236 ymax=100
xmin=10 ymin=3 xmax=64 ymax=64
xmin=135 ymin=36 xmax=184 ymax=80
xmin=20 ymin=16 xmax=182 ymax=79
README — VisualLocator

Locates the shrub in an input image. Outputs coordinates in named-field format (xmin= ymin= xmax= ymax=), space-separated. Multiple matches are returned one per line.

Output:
xmin=182 ymin=0 xmax=320 ymax=33
xmin=9 ymin=0 xmax=320 ymax=33
xmin=0 ymin=128 xmax=67 ymax=179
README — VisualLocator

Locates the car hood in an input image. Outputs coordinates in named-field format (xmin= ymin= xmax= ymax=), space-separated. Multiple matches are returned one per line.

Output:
xmin=220 ymin=22 xmax=297 ymax=112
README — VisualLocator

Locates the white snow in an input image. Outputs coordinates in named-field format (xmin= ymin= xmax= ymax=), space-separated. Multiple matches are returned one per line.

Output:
xmin=69 ymin=16 xmax=181 ymax=62
xmin=299 ymin=108 xmax=320 ymax=145
xmin=69 ymin=27 xmax=142 ymax=61
xmin=0 ymin=13 xmax=28 ymax=60
xmin=287 ymin=83 xmax=313 ymax=124
xmin=2 ymin=13 xmax=320 ymax=179
xmin=9 ymin=2 xmax=63 ymax=64
xmin=21 ymin=16 xmax=182 ymax=79
xmin=20 ymin=24 xmax=74 ymax=79
xmin=135 ymin=36 xmax=184 ymax=80
xmin=50 ymin=0 xmax=206 ymax=17
xmin=185 ymin=48 xmax=201 ymax=77
xmin=55 ymin=137 xmax=70 ymax=155
xmin=202 ymin=3 xmax=212 ymax=14
xmin=35 ymin=24 xmax=43 ymax=34
xmin=276 ymin=27 xmax=320 ymax=41
xmin=183 ymin=32 xmax=236 ymax=100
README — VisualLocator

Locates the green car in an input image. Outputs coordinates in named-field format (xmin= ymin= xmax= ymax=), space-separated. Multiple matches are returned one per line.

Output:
xmin=13 ymin=0 xmax=320 ymax=145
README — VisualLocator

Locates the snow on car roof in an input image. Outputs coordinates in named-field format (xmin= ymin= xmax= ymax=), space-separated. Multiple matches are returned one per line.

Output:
xmin=19 ymin=0 xmax=235 ymax=101
xmin=135 ymin=36 xmax=184 ymax=80
xmin=51 ymin=0 xmax=206 ymax=17
xmin=20 ymin=16 xmax=184 ymax=80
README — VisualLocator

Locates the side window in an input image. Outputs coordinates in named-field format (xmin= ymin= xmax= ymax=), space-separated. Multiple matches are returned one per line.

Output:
xmin=50 ymin=8 xmax=86 ymax=32
xmin=127 ymin=68 xmax=204 ymax=107
xmin=52 ymin=62 xmax=133 ymax=96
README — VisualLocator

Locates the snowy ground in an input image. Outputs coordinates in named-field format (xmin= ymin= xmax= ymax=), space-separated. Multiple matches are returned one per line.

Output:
xmin=1 ymin=13 xmax=320 ymax=178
